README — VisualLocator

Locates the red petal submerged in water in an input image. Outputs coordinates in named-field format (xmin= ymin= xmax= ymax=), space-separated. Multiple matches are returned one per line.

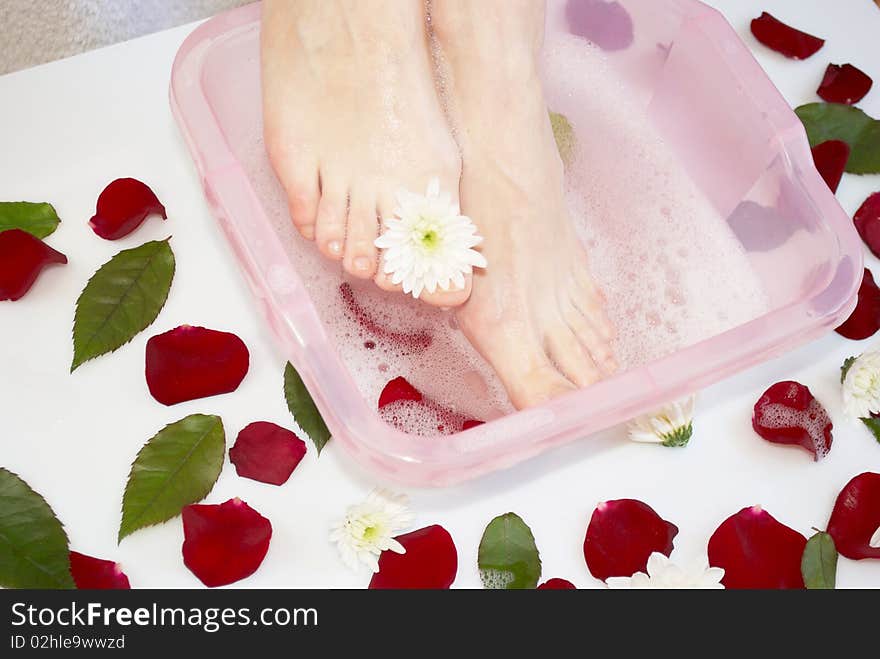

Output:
xmin=566 ymin=0 xmax=634 ymax=51
xmin=811 ymin=140 xmax=850 ymax=193
xmin=182 ymin=498 xmax=272 ymax=587
xmin=752 ymin=381 xmax=832 ymax=461
xmin=708 ymin=506 xmax=806 ymax=589
xmin=537 ymin=578 xmax=576 ymax=590
xmin=340 ymin=283 xmax=432 ymax=353
xmin=854 ymin=193 xmax=880 ymax=259
xmin=817 ymin=63 xmax=873 ymax=105
xmin=145 ymin=325 xmax=249 ymax=405
xmin=750 ymin=12 xmax=824 ymax=60
xmin=583 ymin=499 xmax=678 ymax=581
xmin=0 ymin=229 xmax=67 ymax=301
xmin=378 ymin=376 xmax=423 ymax=407
xmin=827 ymin=472 xmax=880 ymax=560
xmin=369 ymin=525 xmax=457 ymax=589
xmin=836 ymin=269 xmax=880 ymax=340
xmin=69 ymin=551 xmax=131 ymax=589
xmin=229 ymin=421 xmax=307 ymax=486
xmin=378 ymin=376 xmax=483 ymax=434
xmin=89 ymin=178 xmax=166 ymax=240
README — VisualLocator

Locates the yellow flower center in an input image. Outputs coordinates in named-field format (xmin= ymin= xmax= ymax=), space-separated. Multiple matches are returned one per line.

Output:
xmin=412 ymin=217 xmax=442 ymax=253
xmin=362 ymin=525 xmax=380 ymax=542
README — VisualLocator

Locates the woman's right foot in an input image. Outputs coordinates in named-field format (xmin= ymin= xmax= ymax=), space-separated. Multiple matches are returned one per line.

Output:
xmin=431 ymin=0 xmax=617 ymax=409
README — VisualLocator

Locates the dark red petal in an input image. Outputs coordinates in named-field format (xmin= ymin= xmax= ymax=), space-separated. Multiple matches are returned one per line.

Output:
xmin=811 ymin=140 xmax=850 ymax=193
xmin=854 ymin=193 xmax=880 ymax=259
xmin=750 ymin=12 xmax=824 ymax=60
xmin=89 ymin=178 xmax=166 ymax=240
xmin=752 ymin=380 xmax=832 ymax=461
xmin=378 ymin=376 xmax=423 ymax=408
xmin=145 ymin=325 xmax=249 ymax=406
xmin=229 ymin=421 xmax=306 ymax=486
xmin=827 ymin=472 xmax=880 ymax=560
xmin=69 ymin=551 xmax=131 ymax=589
xmin=340 ymin=283 xmax=432 ymax=353
xmin=583 ymin=499 xmax=678 ymax=581
xmin=836 ymin=268 xmax=880 ymax=340
xmin=566 ymin=0 xmax=634 ymax=51
xmin=0 ymin=229 xmax=67 ymax=301
xmin=378 ymin=377 xmax=484 ymax=434
xmin=708 ymin=506 xmax=806 ymax=589
xmin=817 ymin=63 xmax=873 ymax=105
xmin=369 ymin=525 xmax=457 ymax=589
xmin=537 ymin=578 xmax=576 ymax=590
xmin=462 ymin=419 xmax=485 ymax=430
xmin=182 ymin=498 xmax=272 ymax=587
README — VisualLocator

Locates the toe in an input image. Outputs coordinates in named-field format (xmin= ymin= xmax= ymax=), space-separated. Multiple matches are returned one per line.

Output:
xmin=343 ymin=192 xmax=379 ymax=279
xmin=314 ymin=174 xmax=348 ymax=260
xmin=564 ymin=307 xmax=618 ymax=375
xmin=281 ymin=161 xmax=320 ymax=240
xmin=545 ymin=326 xmax=602 ymax=388
xmin=419 ymin=273 xmax=472 ymax=308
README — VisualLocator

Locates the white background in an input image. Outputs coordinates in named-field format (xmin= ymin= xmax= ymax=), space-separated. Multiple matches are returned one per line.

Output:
xmin=1 ymin=0 xmax=879 ymax=588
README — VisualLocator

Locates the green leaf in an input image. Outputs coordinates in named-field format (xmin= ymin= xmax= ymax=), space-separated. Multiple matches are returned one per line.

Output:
xmin=0 ymin=201 xmax=61 ymax=238
xmin=71 ymin=239 xmax=175 ymax=371
xmin=119 ymin=414 xmax=225 ymax=542
xmin=841 ymin=355 xmax=857 ymax=383
xmin=801 ymin=531 xmax=837 ymax=589
xmin=795 ymin=103 xmax=880 ymax=174
xmin=0 ymin=468 xmax=74 ymax=589
xmin=284 ymin=362 xmax=330 ymax=454
xmin=862 ymin=417 xmax=880 ymax=444
xmin=478 ymin=512 xmax=541 ymax=589
xmin=550 ymin=111 xmax=576 ymax=167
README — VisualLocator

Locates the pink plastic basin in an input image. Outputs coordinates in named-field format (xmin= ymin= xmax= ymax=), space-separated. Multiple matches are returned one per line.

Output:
xmin=170 ymin=0 xmax=862 ymax=486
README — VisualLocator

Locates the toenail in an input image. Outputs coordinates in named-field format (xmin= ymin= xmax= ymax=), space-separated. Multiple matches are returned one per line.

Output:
xmin=328 ymin=240 xmax=342 ymax=255
xmin=354 ymin=256 xmax=372 ymax=272
xmin=300 ymin=225 xmax=315 ymax=240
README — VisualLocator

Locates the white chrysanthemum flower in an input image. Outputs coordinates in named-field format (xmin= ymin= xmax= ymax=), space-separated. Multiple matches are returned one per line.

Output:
xmin=374 ymin=177 xmax=487 ymax=299
xmin=330 ymin=488 xmax=414 ymax=573
xmin=606 ymin=553 xmax=725 ymax=589
xmin=628 ymin=396 xmax=696 ymax=447
xmin=842 ymin=349 xmax=880 ymax=419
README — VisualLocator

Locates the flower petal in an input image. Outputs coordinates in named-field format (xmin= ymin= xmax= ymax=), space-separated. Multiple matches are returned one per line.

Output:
xmin=229 ymin=421 xmax=307 ymax=486
xmin=69 ymin=551 xmax=131 ymax=589
xmin=811 ymin=140 xmax=850 ymax=193
xmin=752 ymin=380 xmax=832 ymax=460
xmin=817 ymin=63 xmax=873 ymax=105
xmin=827 ymin=472 xmax=880 ymax=560
xmin=836 ymin=269 xmax=880 ymax=340
xmin=89 ymin=178 xmax=166 ymax=240
xmin=750 ymin=12 xmax=824 ymax=60
xmin=854 ymin=193 xmax=880 ymax=259
xmin=0 ymin=229 xmax=67 ymax=301
xmin=537 ymin=578 xmax=576 ymax=590
xmin=369 ymin=525 xmax=457 ymax=589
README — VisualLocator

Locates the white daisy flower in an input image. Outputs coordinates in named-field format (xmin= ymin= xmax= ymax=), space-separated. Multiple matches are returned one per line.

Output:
xmin=606 ymin=552 xmax=725 ymax=589
xmin=628 ymin=396 xmax=696 ymax=447
xmin=841 ymin=349 xmax=880 ymax=419
xmin=374 ymin=177 xmax=487 ymax=299
xmin=330 ymin=488 xmax=415 ymax=573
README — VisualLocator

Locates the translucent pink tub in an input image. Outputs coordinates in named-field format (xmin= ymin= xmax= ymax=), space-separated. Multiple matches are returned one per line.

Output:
xmin=170 ymin=0 xmax=862 ymax=486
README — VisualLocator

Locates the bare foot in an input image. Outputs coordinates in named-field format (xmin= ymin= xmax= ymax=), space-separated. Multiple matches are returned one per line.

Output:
xmin=261 ymin=0 xmax=471 ymax=306
xmin=432 ymin=0 xmax=617 ymax=408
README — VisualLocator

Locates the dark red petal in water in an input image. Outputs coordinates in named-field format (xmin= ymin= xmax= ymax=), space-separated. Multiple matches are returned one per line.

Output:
xmin=583 ymin=499 xmax=678 ymax=581
xmin=378 ymin=376 xmax=424 ymax=408
xmin=69 ymin=551 xmax=131 ymax=589
xmin=836 ymin=268 xmax=880 ymax=340
xmin=369 ymin=525 xmax=457 ymax=589
xmin=811 ymin=140 xmax=850 ymax=193
xmin=817 ymin=63 xmax=873 ymax=105
xmin=854 ymin=193 xmax=880 ymax=259
xmin=752 ymin=380 xmax=832 ymax=461
xmin=708 ymin=506 xmax=806 ymax=589
xmin=827 ymin=472 xmax=880 ymax=560
xmin=89 ymin=178 xmax=166 ymax=240
xmin=462 ymin=419 xmax=485 ymax=430
xmin=537 ymin=578 xmax=576 ymax=590
xmin=182 ymin=498 xmax=272 ymax=588
xmin=750 ymin=12 xmax=824 ymax=60
xmin=340 ymin=283 xmax=432 ymax=352
xmin=0 ymin=229 xmax=67 ymax=301
xmin=378 ymin=377 xmax=484 ymax=434
xmin=566 ymin=0 xmax=634 ymax=51
xmin=229 ymin=421 xmax=306 ymax=486
xmin=145 ymin=325 xmax=250 ymax=406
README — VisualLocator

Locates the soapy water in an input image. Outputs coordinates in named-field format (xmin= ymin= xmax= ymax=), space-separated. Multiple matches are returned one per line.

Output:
xmin=235 ymin=34 xmax=768 ymax=436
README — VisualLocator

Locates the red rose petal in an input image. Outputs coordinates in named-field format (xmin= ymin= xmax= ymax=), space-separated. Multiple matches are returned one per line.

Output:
xmin=566 ymin=0 xmax=634 ymax=51
xmin=750 ymin=12 xmax=824 ymax=60
xmin=827 ymin=472 xmax=880 ymax=560
xmin=145 ymin=325 xmax=249 ymax=405
xmin=708 ymin=506 xmax=806 ymax=589
xmin=0 ymin=229 xmax=67 ymax=301
xmin=817 ymin=63 xmax=873 ymax=105
xmin=369 ymin=525 xmax=457 ymax=589
xmin=752 ymin=380 xmax=832 ymax=461
xmin=811 ymin=140 xmax=850 ymax=193
xmin=340 ymin=283 xmax=432 ymax=353
xmin=378 ymin=376 xmax=424 ymax=408
xmin=229 ymin=421 xmax=307 ymax=486
xmin=537 ymin=578 xmax=576 ymax=590
xmin=462 ymin=419 xmax=485 ymax=430
xmin=69 ymin=551 xmax=131 ymax=589
xmin=836 ymin=268 xmax=880 ymax=340
xmin=89 ymin=178 xmax=166 ymax=240
xmin=583 ymin=499 xmax=678 ymax=581
xmin=378 ymin=377 xmax=483 ymax=434
xmin=182 ymin=498 xmax=272 ymax=587
xmin=854 ymin=193 xmax=880 ymax=259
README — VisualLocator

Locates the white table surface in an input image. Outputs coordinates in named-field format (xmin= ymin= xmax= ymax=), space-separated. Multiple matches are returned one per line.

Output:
xmin=2 ymin=0 xmax=879 ymax=589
